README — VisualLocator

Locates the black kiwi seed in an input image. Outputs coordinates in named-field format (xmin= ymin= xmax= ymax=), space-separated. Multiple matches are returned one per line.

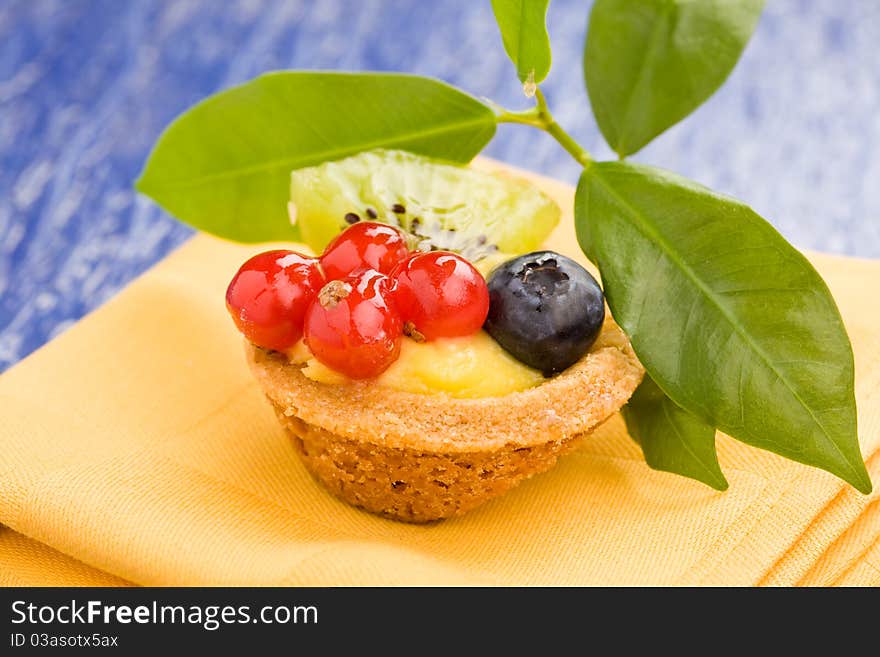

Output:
xmin=391 ymin=203 xmax=406 ymax=214
xmin=477 ymin=235 xmax=487 ymax=245
xmin=366 ymin=207 xmax=378 ymax=219
xmin=410 ymin=217 xmax=421 ymax=230
xmin=344 ymin=212 xmax=360 ymax=224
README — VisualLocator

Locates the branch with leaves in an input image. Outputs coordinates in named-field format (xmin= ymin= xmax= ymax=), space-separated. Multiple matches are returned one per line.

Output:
xmin=137 ymin=0 xmax=871 ymax=493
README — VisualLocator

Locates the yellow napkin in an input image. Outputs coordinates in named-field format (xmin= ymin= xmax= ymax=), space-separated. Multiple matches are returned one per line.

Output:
xmin=1 ymin=163 xmax=878 ymax=586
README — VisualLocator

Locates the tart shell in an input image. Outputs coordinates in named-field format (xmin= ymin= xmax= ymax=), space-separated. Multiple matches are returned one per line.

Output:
xmin=246 ymin=318 xmax=644 ymax=522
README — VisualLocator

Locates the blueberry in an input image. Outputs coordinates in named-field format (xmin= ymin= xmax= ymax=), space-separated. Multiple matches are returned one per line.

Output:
xmin=484 ymin=251 xmax=605 ymax=376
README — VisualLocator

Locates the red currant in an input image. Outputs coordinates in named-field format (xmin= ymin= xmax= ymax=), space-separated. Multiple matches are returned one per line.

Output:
xmin=226 ymin=250 xmax=324 ymax=351
xmin=304 ymin=269 xmax=403 ymax=379
xmin=391 ymin=251 xmax=489 ymax=341
xmin=320 ymin=221 xmax=410 ymax=280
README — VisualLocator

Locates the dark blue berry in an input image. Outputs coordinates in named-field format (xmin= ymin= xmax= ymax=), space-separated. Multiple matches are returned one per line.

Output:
xmin=484 ymin=251 xmax=605 ymax=376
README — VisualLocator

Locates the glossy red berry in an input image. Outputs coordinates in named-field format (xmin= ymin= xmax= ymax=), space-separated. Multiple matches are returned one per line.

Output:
xmin=226 ymin=250 xmax=324 ymax=351
xmin=320 ymin=221 xmax=410 ymax=280
xmin=391 ymin=251 xmax=489 ymax=341
xmin=304 ymin=269 xmax=403 ymax=379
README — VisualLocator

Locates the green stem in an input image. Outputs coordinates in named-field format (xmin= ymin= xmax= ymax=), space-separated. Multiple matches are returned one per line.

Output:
xmin=496 ymin=88 xmax=593 ymax=168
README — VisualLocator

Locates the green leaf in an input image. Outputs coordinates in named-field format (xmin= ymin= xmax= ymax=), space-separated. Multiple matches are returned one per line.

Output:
xmin=576 ymin=161 xmax=871 ymax=493
xmin=136 ymin=72 xmax=496 ymax=243
xmin=583 ymin=0 xmax=764 ymax=157
xmin=491 ymin=0 xmax=552 ymax=85
xmin=623 ymin=376 xmax=728 ymax=490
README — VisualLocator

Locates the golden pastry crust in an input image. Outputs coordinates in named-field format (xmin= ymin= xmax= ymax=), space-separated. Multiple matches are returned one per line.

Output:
xmin=275 ymin=408 xmax=596 ymax=523
xmin=246 ymin=318 xmax=643 ymax=522
xmin=248 ymin=318 xmax=643 ymax=452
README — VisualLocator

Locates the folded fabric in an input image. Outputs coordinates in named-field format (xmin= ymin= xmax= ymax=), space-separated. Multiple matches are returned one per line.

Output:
xmin=1 ymin=164 xmax=877 ymax=586
xmin=0 ymin=527 xmax=130 ymax=587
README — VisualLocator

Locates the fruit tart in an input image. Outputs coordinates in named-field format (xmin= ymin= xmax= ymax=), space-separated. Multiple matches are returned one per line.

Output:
xmin=226 ymin=150 xmax=644 ymax=522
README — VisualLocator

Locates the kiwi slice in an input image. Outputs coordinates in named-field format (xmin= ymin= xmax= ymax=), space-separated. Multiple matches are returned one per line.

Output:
xmin=289 ymin=149 xmax=560 ymax=260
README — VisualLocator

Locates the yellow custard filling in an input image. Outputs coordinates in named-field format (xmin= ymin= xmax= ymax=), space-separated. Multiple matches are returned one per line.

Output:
xmin=286 ymin=330 xmax=544 ymax=398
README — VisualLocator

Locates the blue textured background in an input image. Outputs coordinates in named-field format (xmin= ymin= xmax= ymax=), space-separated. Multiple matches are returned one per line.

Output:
xmin=2 ymin=0 xmax=879 ymax=372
